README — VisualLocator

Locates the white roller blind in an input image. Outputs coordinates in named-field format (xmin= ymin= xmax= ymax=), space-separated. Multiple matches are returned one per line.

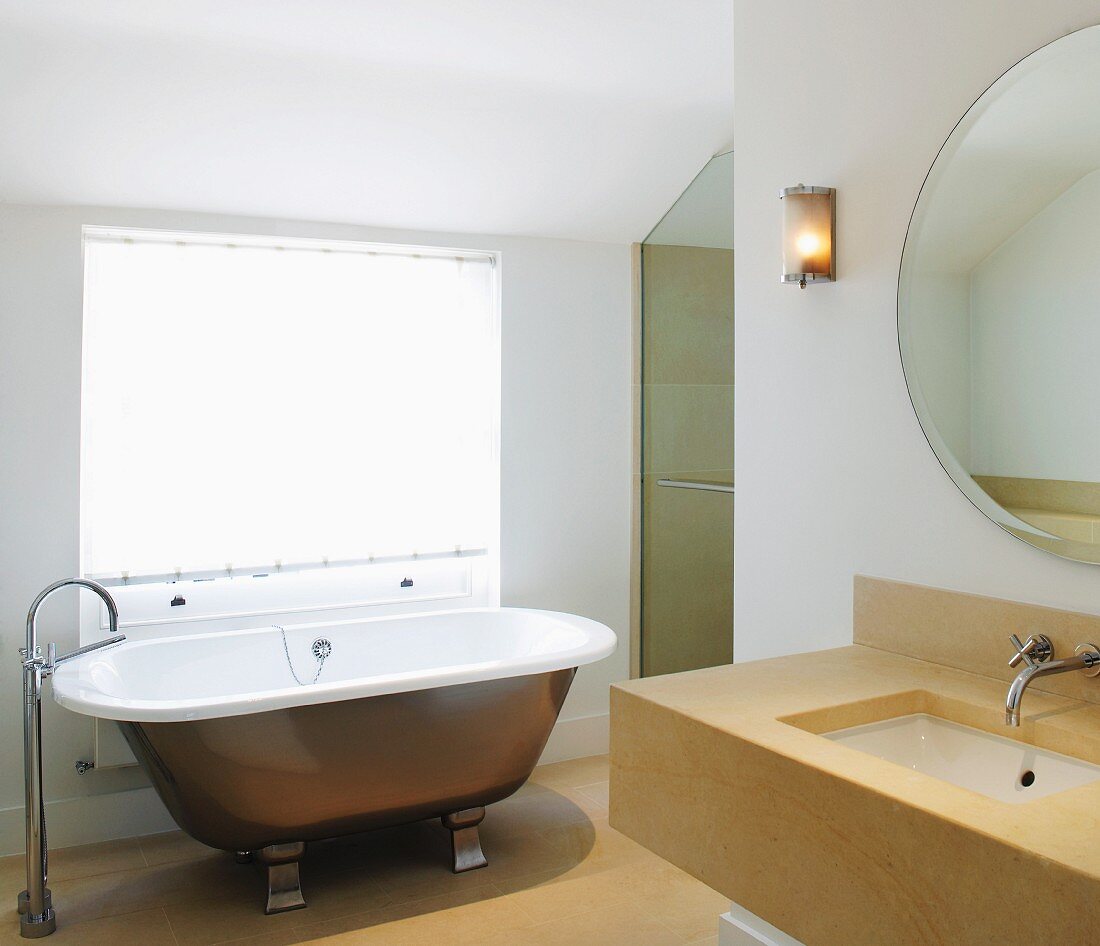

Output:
xmin=81 ymin=228 xmax=498 ymax=584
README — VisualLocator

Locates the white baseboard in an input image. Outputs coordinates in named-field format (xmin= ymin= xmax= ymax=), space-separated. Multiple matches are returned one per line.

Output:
xmin=719 ymin=904 xmax=805 ymax=946
xmin=0 ymin=786 xmax=176 ymax=857
xmin=0 ymin=712 xmax=609 ymax=857
xmin=538 ymin=712 xmax=609 ymax=764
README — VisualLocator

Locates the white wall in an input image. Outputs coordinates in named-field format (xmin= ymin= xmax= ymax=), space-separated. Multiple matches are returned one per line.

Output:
xmin=734 ymin=1 xmax=1100 ymax=663
xmin=971 ymin=169 xmax=1100 ymax=480
xmin=0 ymin=203 xmax=631 ymax=852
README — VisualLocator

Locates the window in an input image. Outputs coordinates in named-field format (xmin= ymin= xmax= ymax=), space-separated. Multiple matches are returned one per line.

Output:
xmin=80 ymin=227 xmax=499 ymax=620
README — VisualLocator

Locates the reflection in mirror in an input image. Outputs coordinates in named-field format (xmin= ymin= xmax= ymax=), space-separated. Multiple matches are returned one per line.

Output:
xmin=900 ymin=26 xmax=1100 ymax=562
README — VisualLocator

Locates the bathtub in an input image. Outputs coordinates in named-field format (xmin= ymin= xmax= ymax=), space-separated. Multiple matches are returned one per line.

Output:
xmin=52 ymin=607 xmax=616 ymax=913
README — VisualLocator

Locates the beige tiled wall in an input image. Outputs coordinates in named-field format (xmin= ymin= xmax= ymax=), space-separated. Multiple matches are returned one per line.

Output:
xmin=640 ymin=244 xmax=734 ymax=677
xmin=643 ymin=245 xmax=735 ymax=386
xmin=641 ymin=475 xmax=733 ymax=676
xmin=854 ymin=575 xmax=1100 ymax=707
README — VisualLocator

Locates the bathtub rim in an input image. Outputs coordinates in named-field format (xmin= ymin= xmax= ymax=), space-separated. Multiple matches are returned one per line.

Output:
xmin=51 ymin=606 xmax=616 ymax=723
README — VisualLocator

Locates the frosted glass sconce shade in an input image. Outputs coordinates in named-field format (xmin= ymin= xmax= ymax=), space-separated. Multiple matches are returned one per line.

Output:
xmin=779 ymin=185 xmax=835 ymax=288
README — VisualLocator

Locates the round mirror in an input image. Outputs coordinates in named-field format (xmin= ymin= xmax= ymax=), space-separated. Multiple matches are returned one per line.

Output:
xmin=900 ymin=26 xmax=1100 ymax=563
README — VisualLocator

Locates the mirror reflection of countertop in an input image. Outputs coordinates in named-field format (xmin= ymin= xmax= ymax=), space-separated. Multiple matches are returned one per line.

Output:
xmin=610 ymin=644 xmax=1100 ymax=945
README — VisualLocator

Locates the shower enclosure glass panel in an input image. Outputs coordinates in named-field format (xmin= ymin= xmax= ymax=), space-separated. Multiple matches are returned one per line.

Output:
xmin=640 ymin=152 xmax=734 ymax=677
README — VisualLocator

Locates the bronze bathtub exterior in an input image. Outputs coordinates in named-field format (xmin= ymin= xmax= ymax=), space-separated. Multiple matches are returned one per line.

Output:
xmin=119 ymin=667 xmax=576 ymax=912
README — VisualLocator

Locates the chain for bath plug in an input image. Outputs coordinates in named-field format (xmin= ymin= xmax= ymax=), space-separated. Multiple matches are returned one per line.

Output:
xmin=275 ymin=625 xmax=332 ymax=686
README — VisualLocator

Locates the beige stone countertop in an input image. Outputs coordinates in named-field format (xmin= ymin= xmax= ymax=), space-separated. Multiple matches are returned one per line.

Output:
xmin=611 ymin=644 xmax=1100 ymax=882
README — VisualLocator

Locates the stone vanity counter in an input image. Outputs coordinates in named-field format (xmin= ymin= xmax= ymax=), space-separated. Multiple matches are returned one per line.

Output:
xmin=609 ymin=644 xmax=1100 ymax=945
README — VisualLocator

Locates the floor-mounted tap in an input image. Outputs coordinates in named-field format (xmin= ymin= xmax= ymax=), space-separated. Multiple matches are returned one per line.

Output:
xmin=19 ymin=578 xmax=126 ymax=939
xmin=1005 ymin=633 xmax=1100 ymax=727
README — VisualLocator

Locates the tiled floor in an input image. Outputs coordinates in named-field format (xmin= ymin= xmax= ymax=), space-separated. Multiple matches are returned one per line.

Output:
xmin=1 ymin=755 xmax=726 ymax=946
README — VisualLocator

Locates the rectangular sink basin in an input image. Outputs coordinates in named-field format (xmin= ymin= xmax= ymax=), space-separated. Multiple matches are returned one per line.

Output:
xmin=825 ymin=713 xmax=1100 ymax=803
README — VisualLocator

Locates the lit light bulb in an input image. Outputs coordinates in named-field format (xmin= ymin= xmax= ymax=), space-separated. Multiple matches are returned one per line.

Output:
xmin=796 ymin=232 xmax=820 ymax=256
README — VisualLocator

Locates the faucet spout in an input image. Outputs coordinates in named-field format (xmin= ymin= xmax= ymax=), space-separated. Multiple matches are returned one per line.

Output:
xmin=1005 ymin=663 xmax=1043 ymax=726
xmin=25 ymin=577 xmax=120 ymax=662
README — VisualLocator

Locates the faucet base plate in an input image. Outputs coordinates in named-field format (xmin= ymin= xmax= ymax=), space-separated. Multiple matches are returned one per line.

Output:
xmin=19 ymin=907 xmax=56 ymax=939
xmin=1075 ymin=643 xmax=1100 ymax=677
xmin=16 ymin=888 xmax=51 ymax=916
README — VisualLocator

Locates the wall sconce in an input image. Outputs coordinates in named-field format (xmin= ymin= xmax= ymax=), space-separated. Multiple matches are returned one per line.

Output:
xmin=779 ymin=185 xmax=835 ymax=288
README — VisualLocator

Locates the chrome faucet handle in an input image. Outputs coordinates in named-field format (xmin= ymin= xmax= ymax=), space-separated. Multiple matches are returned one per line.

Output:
xmin=1009 ymin=633 xmax=1053 ymax=669
xmin=46 ymin=635 xmax=126 ymax=673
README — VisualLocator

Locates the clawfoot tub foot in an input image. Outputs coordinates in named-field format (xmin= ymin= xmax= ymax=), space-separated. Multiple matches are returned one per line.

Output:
xmin=256 ymin=842 xmax=307 ymax=914
xmin=442 ymin=807 xmax=488 ymax=873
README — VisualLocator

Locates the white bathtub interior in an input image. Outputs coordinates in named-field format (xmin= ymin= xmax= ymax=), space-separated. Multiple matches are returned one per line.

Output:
xmin=80 ymin=555 xmax=497 ymax=765
xmin=55 ymin=606 xmax=617 ymax=723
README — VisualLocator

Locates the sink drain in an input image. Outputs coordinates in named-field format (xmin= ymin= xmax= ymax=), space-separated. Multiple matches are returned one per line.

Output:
xmin=1020 ymin=770 xmax=1036 ymax=787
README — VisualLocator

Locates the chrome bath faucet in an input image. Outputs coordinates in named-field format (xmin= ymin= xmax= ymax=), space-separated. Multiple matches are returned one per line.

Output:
xmin=1004 ymin=633 xmax=1100 ymax=727
xmin=19 ymin=578 xmax=126 ymax=939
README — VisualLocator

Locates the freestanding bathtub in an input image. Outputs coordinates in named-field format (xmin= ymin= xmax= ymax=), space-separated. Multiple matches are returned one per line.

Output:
xmin=51 ymin=607 xmax=616 ymax=913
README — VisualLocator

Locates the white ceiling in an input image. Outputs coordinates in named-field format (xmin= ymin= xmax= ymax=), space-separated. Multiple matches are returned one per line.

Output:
xmin=0 ymin=1 xmax=734 ymax=243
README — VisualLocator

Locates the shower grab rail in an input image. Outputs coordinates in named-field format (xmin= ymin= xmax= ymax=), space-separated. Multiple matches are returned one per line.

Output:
xmin=656 ymin=479 xmax=734 ymax=494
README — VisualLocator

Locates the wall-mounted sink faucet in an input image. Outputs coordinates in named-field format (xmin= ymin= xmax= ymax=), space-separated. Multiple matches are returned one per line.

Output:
xmin=1005 ymin=633 xmax=1100 ymax=727
xmin=19 ymin=578 xmax=126 ymax=938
